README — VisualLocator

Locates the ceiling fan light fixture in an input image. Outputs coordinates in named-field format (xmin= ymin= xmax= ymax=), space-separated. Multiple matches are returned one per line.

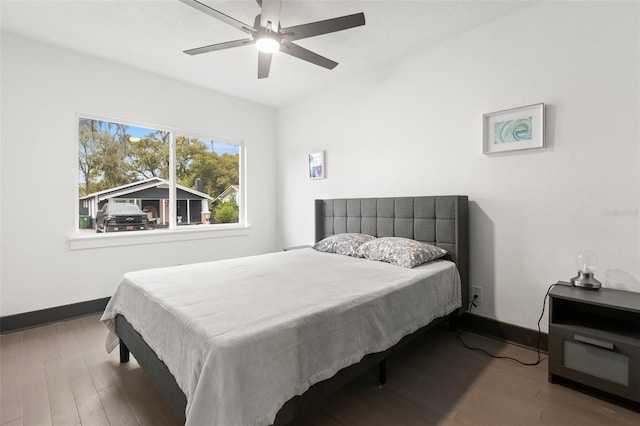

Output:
xmin=179 ymin=0 xmax=366 ymax=78
xmin=256 ymin=35 xmax=280 ymax=53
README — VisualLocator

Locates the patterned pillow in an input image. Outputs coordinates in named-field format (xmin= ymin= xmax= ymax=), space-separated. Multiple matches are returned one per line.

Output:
xmin=313 ymin=233 xmax=377 ymax=257
xmin=357 ymin=237 xmax=447 ymax=268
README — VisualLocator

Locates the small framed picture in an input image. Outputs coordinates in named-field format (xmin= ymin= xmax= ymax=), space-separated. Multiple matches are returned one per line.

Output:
xmin=308 ymin=151 xmax=325 ymax=179
xmin=483 ymin=103 xmax=545 ymax=154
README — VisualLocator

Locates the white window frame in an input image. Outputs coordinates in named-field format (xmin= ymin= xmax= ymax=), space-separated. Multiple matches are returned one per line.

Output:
xmin=69 ymin=113 xmax=247 ymax=250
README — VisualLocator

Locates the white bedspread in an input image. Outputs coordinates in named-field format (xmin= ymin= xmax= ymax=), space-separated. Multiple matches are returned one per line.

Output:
xmin=101 ymin=248 xmax=461 ymax=426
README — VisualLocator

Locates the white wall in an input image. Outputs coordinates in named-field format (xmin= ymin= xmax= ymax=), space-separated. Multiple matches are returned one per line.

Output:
xmin=0 ymin=33 xmax=278 ymax=316
xmin=277 ymin=2 xmax=640 ymax=330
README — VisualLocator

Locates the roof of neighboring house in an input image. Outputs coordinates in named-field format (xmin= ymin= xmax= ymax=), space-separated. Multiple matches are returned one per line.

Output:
xmin=80 ymin=177 xmax=214 ymax=201
xmin=215 ymin=185 xmax=239 ymax=202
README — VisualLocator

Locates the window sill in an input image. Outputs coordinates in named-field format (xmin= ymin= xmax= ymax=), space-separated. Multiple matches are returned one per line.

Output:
xmin=68 ymin=224 xmax=251 ymax=250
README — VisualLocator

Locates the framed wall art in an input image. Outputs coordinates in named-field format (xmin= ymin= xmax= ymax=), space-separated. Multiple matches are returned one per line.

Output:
xmin=308 ymin=151 xmax=325 ymax=179
xmin=483 ymin=103 xmax=545 ymax=154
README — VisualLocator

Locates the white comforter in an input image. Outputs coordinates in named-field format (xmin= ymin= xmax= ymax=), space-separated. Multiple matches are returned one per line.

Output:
xmin=101 ymin=248 xmax=461 ymax=426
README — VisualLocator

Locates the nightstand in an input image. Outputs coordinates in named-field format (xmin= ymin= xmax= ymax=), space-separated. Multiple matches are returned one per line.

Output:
xmin=548 ymin=283 xmax=640 ymax=407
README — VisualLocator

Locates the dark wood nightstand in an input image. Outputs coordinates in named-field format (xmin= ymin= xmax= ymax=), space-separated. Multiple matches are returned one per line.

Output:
xmin=548 ymin=282 xmax=640 ymax=407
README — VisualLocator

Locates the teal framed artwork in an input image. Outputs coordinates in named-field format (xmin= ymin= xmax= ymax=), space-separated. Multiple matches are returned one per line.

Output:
xmin=483 ymin=103 xmax=545 ymax=154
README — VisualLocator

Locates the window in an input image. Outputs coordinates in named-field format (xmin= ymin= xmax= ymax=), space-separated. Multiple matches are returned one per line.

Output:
xmin=77 ymin=116 xmax=242 ymax=235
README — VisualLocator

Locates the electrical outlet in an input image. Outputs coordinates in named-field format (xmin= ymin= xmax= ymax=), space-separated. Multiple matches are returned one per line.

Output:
xmin=471 ymin=286 xmax=483 ymax=303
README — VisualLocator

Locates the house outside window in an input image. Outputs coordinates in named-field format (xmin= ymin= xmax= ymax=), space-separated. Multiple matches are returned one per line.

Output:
xmin=78 ymin=116 xmax=242 ymax=234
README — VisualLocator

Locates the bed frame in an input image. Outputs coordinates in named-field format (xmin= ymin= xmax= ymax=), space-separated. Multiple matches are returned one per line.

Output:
xmin=115 ymin=195 xmax=469 ymax=425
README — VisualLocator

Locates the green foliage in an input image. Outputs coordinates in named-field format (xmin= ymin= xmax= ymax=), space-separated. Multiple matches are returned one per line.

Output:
xmin=78 ymin=118 xmax=144 ymax=195
xmin=78 ymin=119 xmax=239 ymax=201
xmin=126 ymin=131 xmax=170 ymax=179
xmin=176 ymin=136 xmax=239 ymax=198
xmin=213 ymin=201 xmax=239 ymax=224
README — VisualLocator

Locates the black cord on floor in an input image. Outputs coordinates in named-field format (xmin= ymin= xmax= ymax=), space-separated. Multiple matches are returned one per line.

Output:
xmin=457 ymin=283 xmax=558 ymax=366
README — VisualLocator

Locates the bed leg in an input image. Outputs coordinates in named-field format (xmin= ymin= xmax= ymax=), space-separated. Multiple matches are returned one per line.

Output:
xmin=378 ymin=359 xmax=387 ymax=386
xmin=119 ymin=339 xmax=130 ymax=363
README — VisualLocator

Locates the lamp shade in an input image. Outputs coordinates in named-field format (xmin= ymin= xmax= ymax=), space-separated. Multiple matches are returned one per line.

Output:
xmin=571 ymin=249 xmax=601 ymax=290
xmin=576 ymin=249 xmax=597 ymax=273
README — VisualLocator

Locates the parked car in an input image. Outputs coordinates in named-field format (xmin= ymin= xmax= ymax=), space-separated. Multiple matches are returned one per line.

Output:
xmin=96 ymin=203 xmax=149 ymax=233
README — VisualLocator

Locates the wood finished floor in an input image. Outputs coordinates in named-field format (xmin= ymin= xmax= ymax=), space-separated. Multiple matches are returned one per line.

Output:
xmin=1 ymin=315 xmax=638 ymax=426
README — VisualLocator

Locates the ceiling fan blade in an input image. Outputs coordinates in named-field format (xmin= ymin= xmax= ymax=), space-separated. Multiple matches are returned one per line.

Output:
xmin=280 ymin=12 xmax=365 ymax=41
xmin=257 ymin=51 xmax=273 ymax=79
xmin=259 ymin=0 xmax=282 ymax=29
xmin=184 ymin=38 xmax=254 ymax=55
xmin=280 ymin=41 xmax=338 ymax=70
xmin=180 ymin=0 xmax=255 ymax=34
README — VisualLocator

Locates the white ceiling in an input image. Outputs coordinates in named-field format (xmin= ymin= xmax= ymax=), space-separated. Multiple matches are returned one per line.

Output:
xmin=1 ymin=0 xmax=537 ymax=107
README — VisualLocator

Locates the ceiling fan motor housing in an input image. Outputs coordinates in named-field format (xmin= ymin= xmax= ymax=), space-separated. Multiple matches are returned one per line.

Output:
xmin=180 ymin=0 xmax=366 ymax=78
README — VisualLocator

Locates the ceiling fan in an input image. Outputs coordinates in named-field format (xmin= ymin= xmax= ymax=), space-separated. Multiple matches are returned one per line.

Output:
xmin=179 ymin=0 xmax=366 ymax=78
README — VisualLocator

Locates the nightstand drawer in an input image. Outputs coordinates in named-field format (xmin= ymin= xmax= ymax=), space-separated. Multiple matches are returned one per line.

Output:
xmin=549 ymin=323 xmax=640 ymax=402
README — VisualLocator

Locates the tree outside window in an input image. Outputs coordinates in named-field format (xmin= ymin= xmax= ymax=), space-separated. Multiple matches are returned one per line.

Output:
xmin=78 ymin=117 xmax=241 ymax=232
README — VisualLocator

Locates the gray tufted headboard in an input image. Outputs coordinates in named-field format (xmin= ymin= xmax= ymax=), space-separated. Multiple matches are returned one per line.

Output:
xmin=315 ymin=196 xmax=469 ymax=311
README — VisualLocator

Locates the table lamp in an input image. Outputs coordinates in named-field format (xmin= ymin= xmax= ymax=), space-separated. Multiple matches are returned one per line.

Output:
xmin=570 ymin=249 xmax=602 ymax=290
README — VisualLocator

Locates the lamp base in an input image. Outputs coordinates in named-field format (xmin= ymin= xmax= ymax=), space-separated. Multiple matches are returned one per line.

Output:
xmin=570 ymin=271 xmax=602 ymax=290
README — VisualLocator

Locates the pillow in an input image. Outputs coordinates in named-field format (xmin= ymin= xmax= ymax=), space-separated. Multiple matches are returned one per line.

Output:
xmin=357 ymin=237 xmax=447 ymax=268
xmin=313 ymin=233 xmax=377 ymax=257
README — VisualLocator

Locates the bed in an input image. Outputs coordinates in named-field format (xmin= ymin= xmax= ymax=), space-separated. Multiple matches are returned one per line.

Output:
xmin=101 ymin=195 xmax=469 ymax=425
